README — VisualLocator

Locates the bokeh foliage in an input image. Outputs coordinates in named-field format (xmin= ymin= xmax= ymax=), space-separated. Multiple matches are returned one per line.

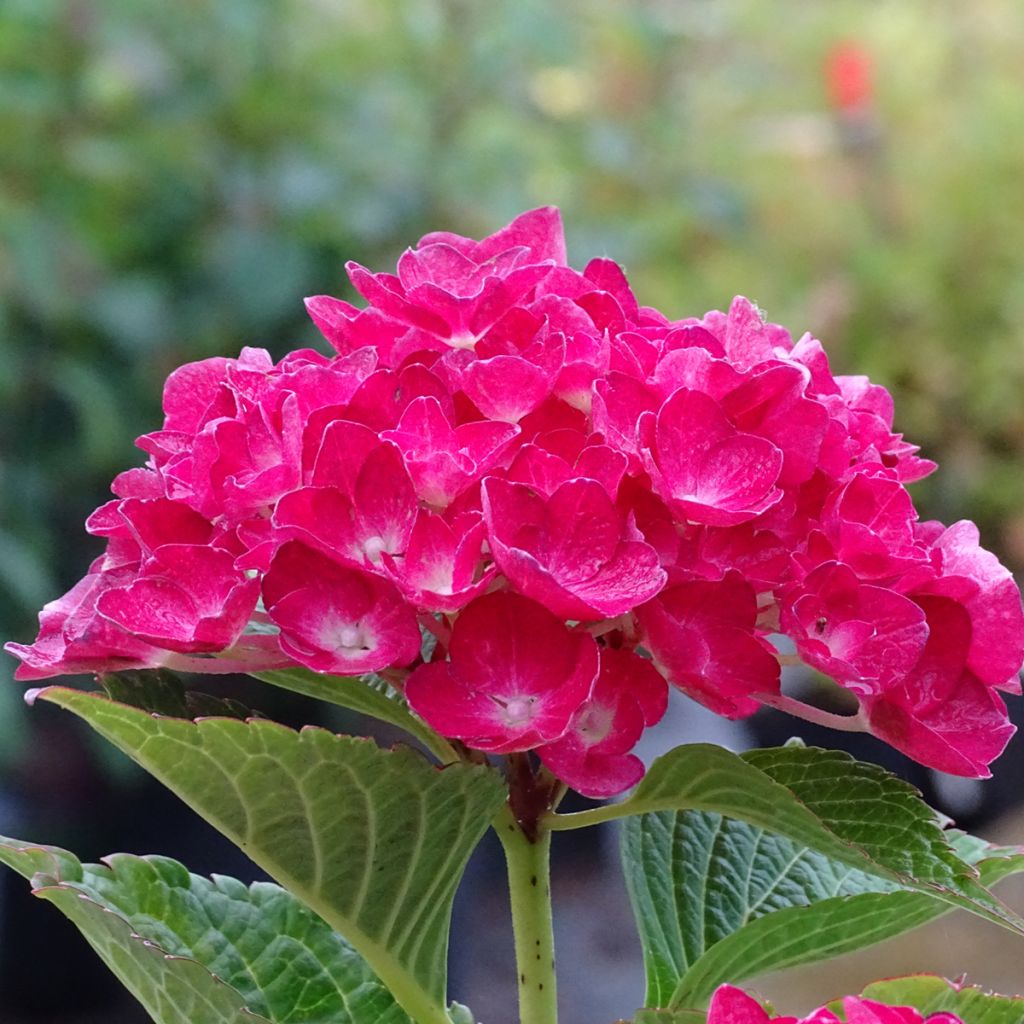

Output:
xmin=3 ymin=0 xmax=1024 ymax=692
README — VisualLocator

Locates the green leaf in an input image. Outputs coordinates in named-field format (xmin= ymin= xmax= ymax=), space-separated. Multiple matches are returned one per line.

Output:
xmin=625 ymin=803 xmax=1024 ymax=1007
xmin=251 ymin=668 xmax=457 ymax=762
xmin=854 ymin=976 xmax=1024 ymax=1024
xmin=0 ymin=837 xmax=409 ymax=1024
xmin=37 ymin=686 xmax=507 ymax=1024
xmin=101 ymin=670 xmax=259 ymax=721
xmin=556 ymin=744 xmax=1022 ymax=932
xmin=0 ymin=838 xmax=269 ymax=1024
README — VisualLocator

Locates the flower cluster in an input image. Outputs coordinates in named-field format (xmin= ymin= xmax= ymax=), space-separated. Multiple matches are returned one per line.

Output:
xmin=707 ymin=984 xmax=963 ymax=1024
xmin=8 ymin=208 xmax=1024 ymax=792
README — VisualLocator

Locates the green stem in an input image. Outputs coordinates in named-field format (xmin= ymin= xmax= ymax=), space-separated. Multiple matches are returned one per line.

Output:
xmin=497 ymin=803 xmax=558 ymax=1024
xmin=545 ymin=803 xmax=624 ymax=831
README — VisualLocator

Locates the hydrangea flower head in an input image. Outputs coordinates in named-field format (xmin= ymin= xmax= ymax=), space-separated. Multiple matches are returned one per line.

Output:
xmin=8 ymin=208 xmax=1024 ymax=794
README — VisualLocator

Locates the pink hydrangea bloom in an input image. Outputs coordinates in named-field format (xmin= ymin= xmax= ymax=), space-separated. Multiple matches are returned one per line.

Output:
xmin=405 ymin=592 xmax=599 ymax=753
xmin=706 ymin=984 xmax=965 ymax=1024
xmin=8 ymin=207 xmax=1024 ymax=793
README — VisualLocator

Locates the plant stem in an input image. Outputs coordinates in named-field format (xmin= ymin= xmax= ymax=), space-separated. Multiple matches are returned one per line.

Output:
xmin=756 ymin=692 xmax=868 ymax=732
xmin=496 ymin=800 xmax=558 ymax=1024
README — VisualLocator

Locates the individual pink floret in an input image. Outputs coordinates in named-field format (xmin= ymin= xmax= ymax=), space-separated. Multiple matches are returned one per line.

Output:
xmin=382 ymin=396 xmax=519 ymax=508
xmin=262 ymin=541 xmax=421 ymax=675
xmin=699 ymin=296 xmax=794 ymax=370
xmin=96 ymin=545 xmax=259 ymax=654
xmin=915 ymin=520 xmax=1024 ymax=689
xmin=864 ymin=594 xmax=1016 ymax=776
xmin=273 ymin=440 xmax=418 ymax=569
xmin=482 ymin=476 xmax=665 ymax=620
xmin=343 ymin=207 xmax=565 ymax=347
xmin=506 ymin=434 xmax=627 ymax=500
xmin=381 ymin=510 xmax=495 ymax=612
xmin=405 ymin=592 xmax=599 ymax=753
xmin=820 ymin=473 xmax=925 ymax=580
xmin=537 ymin=647 xmax=668 ymax=798
xmin=636 ymin=573 xmax=780 ymax=718
xmin=447 ymin=307 xmax=561 ymax=424
xmin=642 ymin=388 xmax=784 ymax=527
xmin=781 ymin=561 xmax=928 ymax=695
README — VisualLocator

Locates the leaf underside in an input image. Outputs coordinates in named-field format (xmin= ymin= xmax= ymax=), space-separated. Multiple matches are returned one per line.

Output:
xmin=613 ymin=743 xmax=1021 ymax=928
xmin=624 ymin=808 xmax=1024 ymax=1008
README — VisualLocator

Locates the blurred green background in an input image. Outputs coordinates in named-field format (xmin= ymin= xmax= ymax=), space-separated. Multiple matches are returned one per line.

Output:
xmin=2 ymin=0 xmax=1024 ymax=1017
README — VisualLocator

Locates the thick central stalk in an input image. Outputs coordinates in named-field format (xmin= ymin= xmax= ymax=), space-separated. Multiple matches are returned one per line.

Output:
xmin=497 ymin=802 xmax=558 ymax=1024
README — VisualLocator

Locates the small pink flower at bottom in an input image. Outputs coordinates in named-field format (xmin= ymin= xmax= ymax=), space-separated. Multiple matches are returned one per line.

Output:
xmin=538 ymin=647 xmax=668 ymax=797
xmin=405 ymin=591 xmax=598 ymax=753
xmin=706 ymin=983 xmax=964 ymax=1024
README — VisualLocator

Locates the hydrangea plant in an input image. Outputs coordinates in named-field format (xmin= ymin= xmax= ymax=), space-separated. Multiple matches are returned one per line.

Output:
xmin=5 ymin=208 xmax=1024 ymax=1024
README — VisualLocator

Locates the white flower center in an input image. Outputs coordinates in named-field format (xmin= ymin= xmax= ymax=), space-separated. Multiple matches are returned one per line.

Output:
xmin=502 ymin=695 xmax=537 ymax=726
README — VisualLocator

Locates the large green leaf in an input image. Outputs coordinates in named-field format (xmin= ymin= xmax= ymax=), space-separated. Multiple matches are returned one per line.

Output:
xmin=623 ymin=807 xmax=1024 ymax=1007
xmin=0 ymin=838 xmax=270 ymax=1024
xmin=251 ymin=668 xmax=457 ymax=763
xmin=0 ymin=836 xmax=410 ymax=1024
xmin=553 ymin=743 xmax=1020 ymax=930
xmin=37 ymin=686 xmax=507 ymax=1024
xmin=854 ymin=976 xmax=1024 ymax=1024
